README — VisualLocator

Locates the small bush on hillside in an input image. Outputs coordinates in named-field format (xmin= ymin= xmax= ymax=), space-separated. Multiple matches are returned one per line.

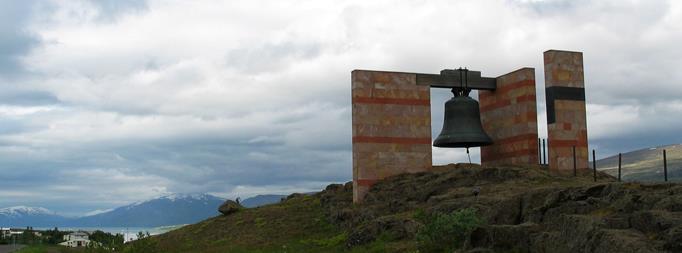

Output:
xmin=300 ymin=233 xmax=347 ymax=248
xmin=415 ymin=208 xmax=483 ymax=253
xmin=254 ymin=217 xmax=267 ymax=228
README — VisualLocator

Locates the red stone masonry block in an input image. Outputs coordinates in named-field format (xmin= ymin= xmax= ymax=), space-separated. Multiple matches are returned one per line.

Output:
xmin=352 ymin=97 xmax=430 ymax=106
xmin=480 ymin=68 xmax=539 ymax=166
xmin=351 ymin=70 xmax=432 ymax=203
xmin=352 ymin=136 xmax=432 ymax=145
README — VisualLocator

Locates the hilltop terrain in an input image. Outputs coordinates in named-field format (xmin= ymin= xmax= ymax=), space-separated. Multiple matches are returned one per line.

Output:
xmin=240 ymin=194 xmax=287 ymax=208
xmin=143 ymin=164 xmax=682 ymax=252
xmin=597 ymin=144 xmax=682 ymax=182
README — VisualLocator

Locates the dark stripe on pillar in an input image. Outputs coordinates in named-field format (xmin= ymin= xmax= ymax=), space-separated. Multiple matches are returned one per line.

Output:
xmin=546 ymin=86 xmax=586 ymax=124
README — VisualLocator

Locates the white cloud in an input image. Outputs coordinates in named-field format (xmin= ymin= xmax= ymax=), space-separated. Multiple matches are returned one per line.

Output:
xmin=1 ymin=0 xmax=682 ymax=214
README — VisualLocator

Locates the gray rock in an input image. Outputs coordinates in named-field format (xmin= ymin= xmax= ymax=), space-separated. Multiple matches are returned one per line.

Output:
xmin=218 ymin=200 xmax=243 ymax=215
xmin=466 ymin=223 xmax=541 ymax=251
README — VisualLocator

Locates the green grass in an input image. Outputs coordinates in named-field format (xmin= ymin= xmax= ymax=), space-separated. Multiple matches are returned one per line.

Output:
xmin=150 ymin=195 xmax=351 ymax=253
xmin=143 ymin=193 xmax=434 ymax=252
xmin=14 ymin=245 xmax=88 ymax=253
xmin=15 ymin=245 xmax=48 ymax=253
xmin=145 ymin=193 xmax=420 ymax=252
xmin=14 ymin=245 xmax=53 ymax=253
xmin=415 ymin=208 xmax=483 ymax=253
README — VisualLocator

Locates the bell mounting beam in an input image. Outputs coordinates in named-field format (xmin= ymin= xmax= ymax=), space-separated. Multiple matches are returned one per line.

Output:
xmin=416 ymin=69 xmax=496 ymax=90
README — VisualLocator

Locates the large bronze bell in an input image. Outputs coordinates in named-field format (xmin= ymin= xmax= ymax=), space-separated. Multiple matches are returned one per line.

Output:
xmin=433 ymin=93 xmax=493 ymax=148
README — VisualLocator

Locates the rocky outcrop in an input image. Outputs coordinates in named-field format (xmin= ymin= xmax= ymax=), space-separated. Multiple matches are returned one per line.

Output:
xmin=218 ymin=200 xmax=243 ymax=215
xmin=318 ymin=164 xmax=682 ymax=252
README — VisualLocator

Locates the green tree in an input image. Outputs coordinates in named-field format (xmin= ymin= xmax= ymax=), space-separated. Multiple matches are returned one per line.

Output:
xmin=42 ymin=227 xmax=68 ymax=245
xmin=89 ymin=230 xmax=124 ymax=250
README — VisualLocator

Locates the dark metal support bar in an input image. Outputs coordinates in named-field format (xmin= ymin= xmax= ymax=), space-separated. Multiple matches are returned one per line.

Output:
xmin=618 ymin=153 xmax=622 ymax=182
xmin=592 ymin=149 xmax=597 ymax=182
xmin=572 ymin=146 xmax=577 ymax=177
xmin=664 ymin=149 xmax=668 ymax=182
xmin=416 ymin=69 xmax=497 ymax=90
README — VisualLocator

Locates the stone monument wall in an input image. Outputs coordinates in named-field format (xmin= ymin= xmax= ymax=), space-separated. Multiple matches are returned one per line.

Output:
xmin=351 ymin=70 xmax=432 ymax=203
xmin=479 ymin=68 xmax=539 ymax=166
xmin=543 ymin=50 xmax=589 ymax=170
xmin=351 ymin=50 xmax=589 ymax=203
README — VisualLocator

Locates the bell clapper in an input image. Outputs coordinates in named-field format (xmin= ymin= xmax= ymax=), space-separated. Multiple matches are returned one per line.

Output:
xmin=466 ymin=147 xmax=471 ymax=164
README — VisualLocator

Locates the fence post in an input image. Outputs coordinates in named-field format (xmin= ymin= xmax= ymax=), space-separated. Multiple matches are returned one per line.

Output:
xmin=592 ymin=149 xmax=597 ymax=182
xmin=538 ymin=138 xmax=541 ymax=165
xmin=573 ymin=146 xmax=578 ymax=177
xmin=542 ymin=139 xmax=547 ymax=165
xmin=664 ymin=149 xmax=668 ymax=182
xmin=618 ymin=153 xmax=622 ymax=182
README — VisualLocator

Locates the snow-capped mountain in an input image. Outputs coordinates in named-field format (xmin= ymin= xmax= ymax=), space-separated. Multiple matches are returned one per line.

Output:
xmin=0 ymin=206 xmax=55 ymax=217
xmin=82 ymin=208 xmax=114 ymax=217
xmin=73 ymin=193 xmax=225 ymax=227
xmin=0 ymin=206 xmax=68 ymax=227
xmin=1 ymin=194 xmax=225 ymax=227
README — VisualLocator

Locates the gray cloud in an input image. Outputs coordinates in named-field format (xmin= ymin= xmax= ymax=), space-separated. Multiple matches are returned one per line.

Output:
xmin=1 ymin=0 xmax=682 ymax=215
xmin=0 ymin=90 xmax=60 ymax=106
xmin=225 ymin=42 xmax=322 ymax=74
xmin=89 ymin=0 xmax=149 ymax=22
xmin=0 ymin=1 xmax=44 ymax=77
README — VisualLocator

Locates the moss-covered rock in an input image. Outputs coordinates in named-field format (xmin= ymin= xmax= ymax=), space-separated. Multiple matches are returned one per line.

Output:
xmin=218 ymin=200 xmax=243 ymax=215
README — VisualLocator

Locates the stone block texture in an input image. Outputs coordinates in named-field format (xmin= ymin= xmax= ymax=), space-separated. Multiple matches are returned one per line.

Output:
xmin=544 ymin=50 xmax=589 ymax=170
xmin=479 ymin=68 xmax=539 ymax=166
xmin=352 ymin=70 xmax=432 ymax=203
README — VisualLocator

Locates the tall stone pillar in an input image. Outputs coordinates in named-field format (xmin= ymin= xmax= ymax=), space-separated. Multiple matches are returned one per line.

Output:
xmin=351 ymin=70 xmax=432 ymax=203
xmin=544 ymin=50 xmax=589 ymax=170
xmin=479 ymin=68 xmax=539 ymax=166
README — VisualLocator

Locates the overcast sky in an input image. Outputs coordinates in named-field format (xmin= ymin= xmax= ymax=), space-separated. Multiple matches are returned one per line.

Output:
xmin=1 ymin=0 xmax=681 ymax=216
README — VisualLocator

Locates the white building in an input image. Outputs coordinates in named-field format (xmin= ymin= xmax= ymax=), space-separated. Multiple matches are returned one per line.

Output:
xmin=0 ymin=228 xmax=10 ymax=238
xmin=1 ymin=228 xmax=23 ymax=240
xmin=59 ymin=231 xmax=94 ymax=248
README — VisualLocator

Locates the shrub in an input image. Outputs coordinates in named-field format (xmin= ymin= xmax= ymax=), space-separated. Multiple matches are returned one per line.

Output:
xmin=415 ymin=208 xmax=483 ymax=253
xmin=300 ymin=233 xmax=347 ymax=248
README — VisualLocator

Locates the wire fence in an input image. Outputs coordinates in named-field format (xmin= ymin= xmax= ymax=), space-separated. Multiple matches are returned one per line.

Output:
xmin=537 ymin=138 xmax=673 ymax=182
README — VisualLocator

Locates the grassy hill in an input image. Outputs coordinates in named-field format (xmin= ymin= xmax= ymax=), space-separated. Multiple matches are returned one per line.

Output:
xmin=597 ymin=144 xmax=682 ymax=182
xmin=240 ymin=194 xmax=287 ymax=208
xmin=137 ymin=164 xmax=682 ymax=252
xmin=150 ymin=194 xmax=349 ymax=252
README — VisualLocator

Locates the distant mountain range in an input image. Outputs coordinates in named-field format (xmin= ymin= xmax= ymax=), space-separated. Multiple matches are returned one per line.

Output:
xmin=0 ymin=206 xmax=70 ymax=227
xmin=0 ymin=193 xmax=285 ymax=228
xmin=597 ymin=143 xmax=682 ymax=182
xmin=240 ymin=194 xmax=285 ymax=208
xmin=74 ymin=193 xmax=225 ymax=227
